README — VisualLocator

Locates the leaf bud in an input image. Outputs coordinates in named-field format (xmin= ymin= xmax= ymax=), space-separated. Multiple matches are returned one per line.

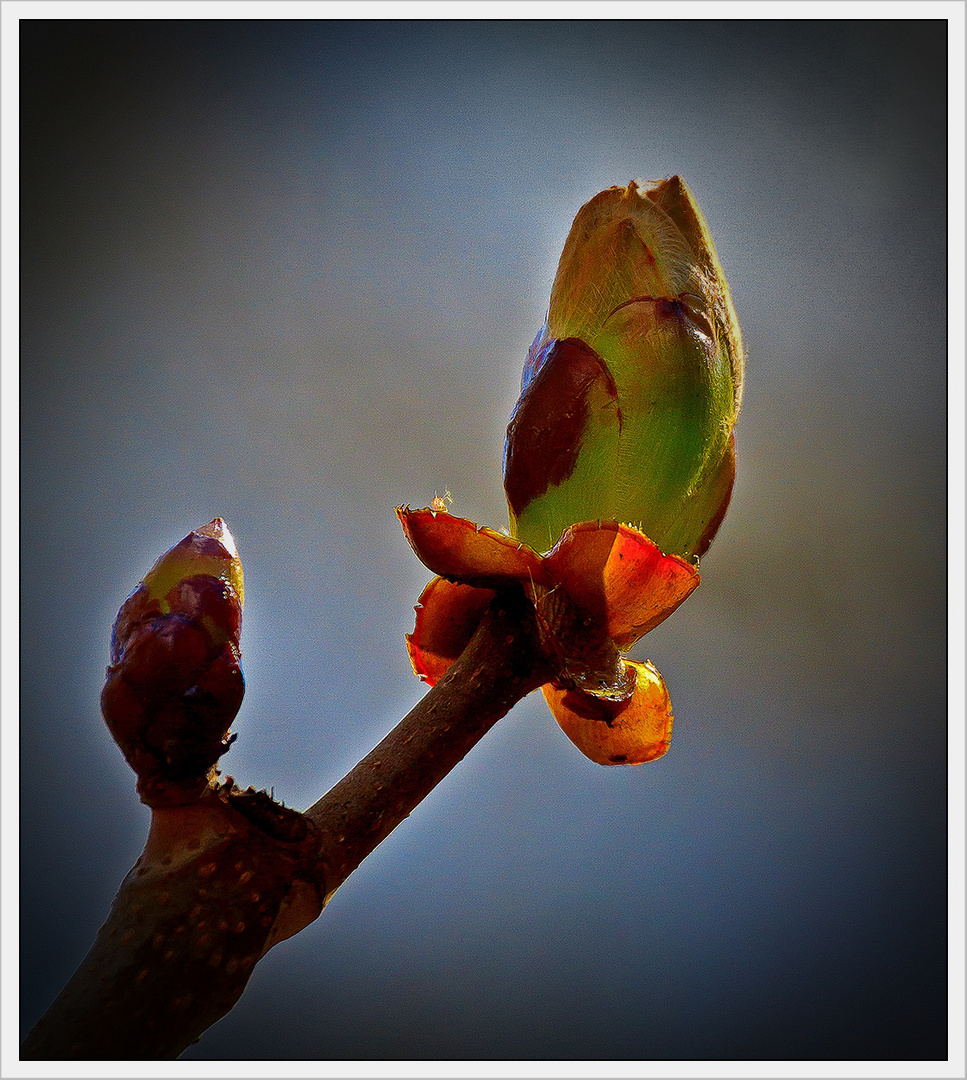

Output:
xmin=100 ymin=519 xmax=244 ymax=806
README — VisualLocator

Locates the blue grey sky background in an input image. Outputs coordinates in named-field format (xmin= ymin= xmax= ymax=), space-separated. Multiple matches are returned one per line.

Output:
xmin=19 ymin=17 xmax=948 ymax=1060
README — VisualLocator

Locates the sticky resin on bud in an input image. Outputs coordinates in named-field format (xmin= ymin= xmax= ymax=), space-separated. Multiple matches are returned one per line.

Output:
xmin=543 ymin=659 xmax=673 ymax=766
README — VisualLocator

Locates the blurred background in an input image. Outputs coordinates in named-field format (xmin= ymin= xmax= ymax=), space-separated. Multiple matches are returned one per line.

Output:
xmin=19 ymin=17 xmax=947 ymax=1061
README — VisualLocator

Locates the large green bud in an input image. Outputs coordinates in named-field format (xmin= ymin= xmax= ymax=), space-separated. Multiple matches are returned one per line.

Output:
xmin=504 ymin=177 xmax=744 ymax=559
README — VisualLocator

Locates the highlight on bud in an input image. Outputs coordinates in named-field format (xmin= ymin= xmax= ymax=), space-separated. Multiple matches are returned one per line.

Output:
xmin=138 ymin=516 xmax=244 ymax=617
xmin=101 ymin=519 xmax=245 ymax=806
xmin=504 ymin=176 xmax=743 ymax=560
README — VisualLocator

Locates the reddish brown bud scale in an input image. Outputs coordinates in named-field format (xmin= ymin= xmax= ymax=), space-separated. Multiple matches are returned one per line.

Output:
xmin=504 ymin=336 xmax=621 ymax=524
xmin=397 ymin=506 xmax=694 ymax=764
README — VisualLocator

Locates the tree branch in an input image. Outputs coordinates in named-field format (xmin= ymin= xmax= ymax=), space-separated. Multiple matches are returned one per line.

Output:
xmin=308 ymin=586 xmax=553 ymax=896
xmin=21 ymin=589 xmax=553 ymax=1060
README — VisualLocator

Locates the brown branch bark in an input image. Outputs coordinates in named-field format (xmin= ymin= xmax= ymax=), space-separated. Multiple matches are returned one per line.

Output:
xmin=21 ymin=588 xmax=554 ymax=1061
